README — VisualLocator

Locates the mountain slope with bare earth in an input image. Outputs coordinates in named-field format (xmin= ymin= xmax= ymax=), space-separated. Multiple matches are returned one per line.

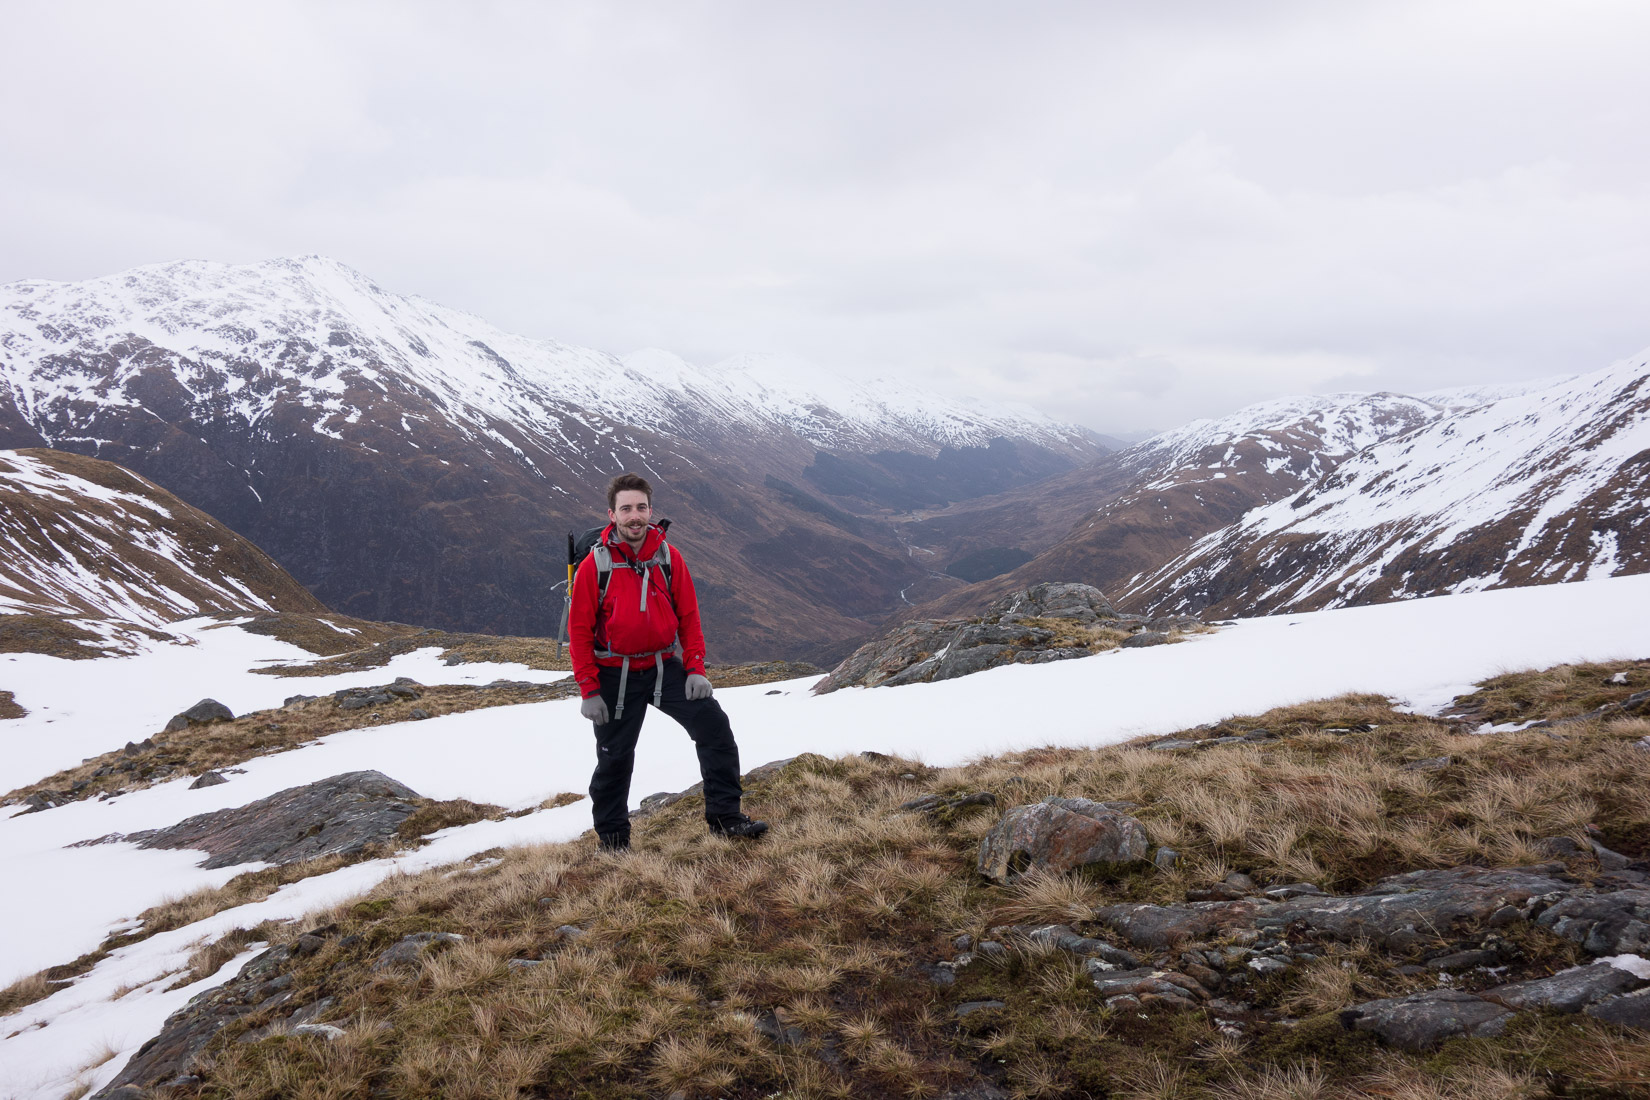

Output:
xmin=1121 ymin=350 xmax=1650 ymax=616
xmin=888 ymin=391 xmax=1444 ymax=623
xmin=0 ymin=448 xmax=345 ymax=655
xmin=0 ymin=257 xmax=1103 ymax=663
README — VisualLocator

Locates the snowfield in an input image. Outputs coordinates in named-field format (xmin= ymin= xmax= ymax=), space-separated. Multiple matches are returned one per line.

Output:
xmin=4 ymin=573 xmax=1650 ymax=1098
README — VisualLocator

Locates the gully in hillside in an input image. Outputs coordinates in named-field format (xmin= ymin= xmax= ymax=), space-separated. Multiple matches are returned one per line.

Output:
xmin=569 ymin=473 xmax=769 ymax=850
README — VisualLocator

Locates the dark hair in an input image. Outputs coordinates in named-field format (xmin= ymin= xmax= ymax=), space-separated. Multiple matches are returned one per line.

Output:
xmin=606 ymin=473 xmax=653 ymax=512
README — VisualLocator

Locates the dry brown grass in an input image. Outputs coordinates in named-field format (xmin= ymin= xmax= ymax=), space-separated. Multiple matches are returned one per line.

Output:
xmin=2 ymin=680 xmax=571 ymax=808
xmin=0 ymin=688 xmax=25 ymax=720
xmin=54 ymin=660 xmax=1650 ymax=1099
xmin=1447 ymin=658 xmax=1649 ymax=724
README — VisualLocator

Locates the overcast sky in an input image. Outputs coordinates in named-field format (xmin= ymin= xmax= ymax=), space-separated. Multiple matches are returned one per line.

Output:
xmin=4 ymin=1 xmax=1649 ymax=436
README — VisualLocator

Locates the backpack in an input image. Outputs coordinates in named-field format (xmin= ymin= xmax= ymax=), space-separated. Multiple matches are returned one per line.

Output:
xmin=555 ymin=519 xmax=677 ymax=719
xmin=570 ymin=517 xmax=673 ymax=606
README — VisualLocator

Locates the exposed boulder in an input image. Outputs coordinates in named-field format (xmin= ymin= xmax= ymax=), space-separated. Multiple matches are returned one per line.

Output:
xmin=372 ymin=931 xmax=465 ymax=973
xmin=816 ymin=583 xmax=1151 ymax=693
xmin=94 ymin=941 xmax=304 ymax=1097
xmin=128 ymin=771 xmax=422 ymax=868
xmin=1339 ymin=990 xmax=1512 ymax=1051
xmin=189 ymin=771 xmax=229 ymax=789
xmin=1587 ymin=987 xmax=1650 ymax=1030
xmin=1482 ymin=962 xmax=1648 ymax=1013
xmin=164 ymin=698 xmax=234 ymax=732
xmin=1253 ymin=865 xmax=1573 ymax=950
xmin=1094 ymin=899 xmax=1273 ymax=951
xmin=1536 ymin=889 xmax=1650 ymax=955
xmin=977 ymin=796 xmax=1150 ymax=885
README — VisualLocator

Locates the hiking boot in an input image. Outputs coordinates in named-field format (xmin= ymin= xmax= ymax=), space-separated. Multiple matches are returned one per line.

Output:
xmin=598 ymin=831 xmax=631 ymax=852
xmin=708 ymin=813 xmax=768 ymax=840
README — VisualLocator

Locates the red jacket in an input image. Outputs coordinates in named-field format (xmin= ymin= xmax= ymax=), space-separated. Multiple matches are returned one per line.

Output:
xmin=568 ymin=523 xmax=708 ymax=699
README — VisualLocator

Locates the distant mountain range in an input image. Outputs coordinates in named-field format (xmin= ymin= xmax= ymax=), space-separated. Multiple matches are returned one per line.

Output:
xmin=0 ymin=257 xmax=1103 ymax=663
xmin=1119 ymin=351 xmax=1650 ymax=616
xmin=3 ymin=256 xmax=1644 ymax=662
xmin=903 ymin=351 xmax=1649 ymax=625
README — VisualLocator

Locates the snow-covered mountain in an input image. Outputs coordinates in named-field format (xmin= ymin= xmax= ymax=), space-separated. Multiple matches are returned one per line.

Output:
xmin=0 ymin=448 xmax=328 ymax=653
xmin=891 ymin=390 xmax=1445 ymax=621
xmin=1121 ymin=350 xmax=1650 ymax=615
xmin=0 ymin=257 xmax=1104 ymax=660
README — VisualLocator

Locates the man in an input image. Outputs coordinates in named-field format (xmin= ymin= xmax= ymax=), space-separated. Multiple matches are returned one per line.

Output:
xmin=569 ymin=472 xmax=769 ymax=851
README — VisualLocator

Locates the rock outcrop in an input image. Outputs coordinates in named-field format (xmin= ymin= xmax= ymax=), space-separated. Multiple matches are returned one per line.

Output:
xmin=977 ymin=796 xmax=1150 ymax=885
xmin=816 ymin=583 xmax=1198 ymax=693
xmin=128 ymin=771 xmax=422 ymax=868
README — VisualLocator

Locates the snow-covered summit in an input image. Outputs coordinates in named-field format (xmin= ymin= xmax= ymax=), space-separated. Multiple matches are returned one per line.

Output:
xmin=0 ymin=256 xmax=1093 ymax=458
xmin=1122 ymin=349 xmax=1650 ymax=615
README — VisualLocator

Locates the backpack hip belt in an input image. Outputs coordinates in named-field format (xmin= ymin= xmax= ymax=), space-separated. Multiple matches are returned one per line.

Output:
xmin=595 ymin=644 xmax=679 ymax=719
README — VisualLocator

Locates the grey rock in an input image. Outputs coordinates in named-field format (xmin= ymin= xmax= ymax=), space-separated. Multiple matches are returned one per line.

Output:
xmin=1256 ymin=866 xmax=1572 ymax=950
xmin=130 ymin=771 xmax=423 ymax=868
xmin=1087 ymin=965 xmax=1207 ymax=1004
xmin=1400 ymin=756 xmax=1451 ymax=771
xmin=953 ymin=999 xmax=1007 ymax=1018
xmin=1011 ymin=924 xmax=1141 ymax=969
xmin=372 ymin=931 xmax=464 ymax=972
xmin=1483 ymin=962 xmax=1647 ymax=1013
xmin=1427 ymin=949 xmax=1500 ymax=971
xmin=410 ymin=708 xmax=431 ymax=720
xmin=1154 ymin=847 xmax=1179 ymax=872
xmin=1586 ymin=988 xmax=1650 ymax=1030
xmin=898 ymin=791 xmax=996 ymax=816
xmin=507 ymin=958 xmax=542 ymax=970
xmin=189 ymin=770 xmax=229 ymax=789
xmin=1536 ymin=889 xmax=1650 ymax=955
xmin=1121 ymin=631 xmax=1171 ymax=649
xmin=1093 ymin=899 xmax=1271 ymax=950
xmin=292 ymin=1023 xmax=346 ymax=1040
xmin=1591 ymin=839 xmax=1632 ymax=871
xmin=1340 ymin=990 xmax=1511 ymax=1050
xmin=93 ymin=944 xmax=296 ymax=1097
xmin=1263 ymin=883 xmax=1326 ymax=900
xmin=164 ymin=699 xmax=233 ymax=732
xmin=1247 ymin=956 xmax=1291 ymax=976
xmin=1149 ymin=739 xmax=1198 ymax=751
xmin=977 ymin=796 xmax=1150 ymax=884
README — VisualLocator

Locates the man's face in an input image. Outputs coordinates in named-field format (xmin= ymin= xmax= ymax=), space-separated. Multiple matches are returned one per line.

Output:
xmin=608 ymin=489 xmax=652 ymax=545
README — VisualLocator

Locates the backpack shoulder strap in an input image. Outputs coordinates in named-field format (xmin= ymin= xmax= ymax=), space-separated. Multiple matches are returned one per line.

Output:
xmin=591 ymin=541 xmax=615 ymax=602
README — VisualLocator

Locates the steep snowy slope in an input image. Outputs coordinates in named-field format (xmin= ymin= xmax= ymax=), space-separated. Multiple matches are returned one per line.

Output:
xmin=891 ymin=391 xmax=1442 ymax=621
xmin=0 ymin=258 xmax=1103 ymax=659
xmin=0 ymin=448 xmax=329 ymax=653
xmin=1121 ymin=350 xmax=1650 ymax=615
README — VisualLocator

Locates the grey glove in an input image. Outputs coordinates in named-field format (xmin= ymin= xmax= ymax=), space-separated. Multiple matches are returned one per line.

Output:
xmin=580 ymin=694 xmax=610 ymax=725
xmin=685 ymin=674 xmax=713 ymax=701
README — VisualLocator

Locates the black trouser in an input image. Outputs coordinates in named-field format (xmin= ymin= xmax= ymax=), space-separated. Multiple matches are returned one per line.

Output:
xmin=589 ymin=657 xmax=742 ymax=838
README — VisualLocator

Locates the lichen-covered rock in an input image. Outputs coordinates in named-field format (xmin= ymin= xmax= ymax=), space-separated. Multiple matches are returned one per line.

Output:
xmin=1086 ymin=965 xmax=1208 ymax=1006
xmin=1094 ymin=899 xmax=1273 ymax=950
xmin=977 ymin=796 xmax=1149 ymax=884
xmin=372 ymin=931 xmax=465 ymax=972
xmin=1536 ymin=889 xmax=1650 ymax=956
xmin=128 ymin=770 xmax=422 ymax=868
xmin=1483 ymin=962 xmax=1647 ymax=1013
xmin=1340 ymin=990 xmax=1512 ymax=1050
xmin=1255 ymin=865 xmax=1572 ymax=950
xmin=1587 ymin=988 xmax=1650 ymax=1030
xmin=815 ymin=583 xmax=1144 ymax=693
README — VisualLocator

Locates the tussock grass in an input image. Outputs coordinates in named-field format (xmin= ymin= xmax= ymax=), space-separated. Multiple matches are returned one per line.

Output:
xmin=0 ymin=688 xmax=25 ymax=720
xmin=54 ymin=661 xmax=1650 ymax=1097
xmin=1448 ymin=658 xmax=1649 ymax=724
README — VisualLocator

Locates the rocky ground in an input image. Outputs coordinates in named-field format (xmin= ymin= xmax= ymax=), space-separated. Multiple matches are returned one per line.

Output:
xmin=814 ymin=582 xmax=1210 ymax=693
xmin=57 ymin=658 xmax=1650 ymax=1100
